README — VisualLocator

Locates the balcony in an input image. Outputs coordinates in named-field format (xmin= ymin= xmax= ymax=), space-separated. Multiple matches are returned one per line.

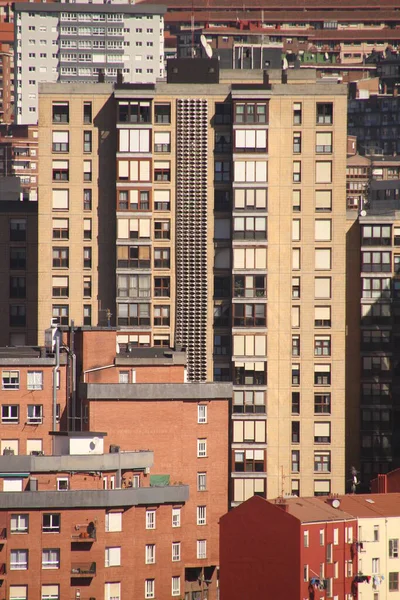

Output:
xmin=71 ymin=562 xmax=96 ymax=577
xmin=71 ymin=523 xmax=96 ymax=542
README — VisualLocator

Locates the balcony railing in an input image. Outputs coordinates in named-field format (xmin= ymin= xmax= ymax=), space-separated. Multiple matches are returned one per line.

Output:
xmin=71 ymin=524 xmax=96 ymax=541
xmin=71 ymin=562 xmax=96 ymax=577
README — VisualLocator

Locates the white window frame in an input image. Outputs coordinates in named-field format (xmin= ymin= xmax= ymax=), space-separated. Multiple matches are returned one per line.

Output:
xmin=27 ymin=371 xmax=43 ymax=390
xmin=197 ymin=539 xmax=207 ymax=559
xmin=146 ymin=510 xmax=156 ymax=530
xmin=56 ymin=477 xmax=69 ymax=491
xmin=105 ymin=546 xmax=121 ymax=567
xmin=42 ymin=548 xmax=60 ymax=569
xmin=145 ymin=579 xmax=155 ymax=599
xmin=197 ymin=438 xmax=207 ymax=457
xmin=197 ymin=506 xmax=207 ymax=526
xmin=10 ymin=549 xmax=28 ymax=570
xmin=2 ymin=370 xmax=20 ymax=390
xmin=105 ymin=512 xmax=122 ymax=532
xmin=172 ymin=576 xmax=180 ymax=597
xmin=27 ymin=404 xmax=43 ymax=424
xmin=11 ymin=514 xmax=29 ymax=534
xmin=197 ymin=472 xmax=207 ymax=491
xmin=145 ymin=544 xmax=155 ymax=564
xmin=172 ymin=542 xmax=181 ymax=562
xmin=172 ymin=508 xmax=181 ymax=528
xmin=197 ymin=404 xmax=207 ymax=424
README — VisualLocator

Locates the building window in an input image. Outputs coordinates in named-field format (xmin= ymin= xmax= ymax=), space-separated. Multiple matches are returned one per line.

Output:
xmin=172 ymin=508 xmax=181 ymax=528
xmin=153 ymin=305 xmax=170 ymax=326
xmin=10 ymin=305 xmax=26 ymax=327
xmin=315 ymin=306 xmax=331 ymax=328
xmin=292 ymin=421 xmax=300 ymax=444
xmin=84 ymin=160 xmax=92 ymax=182
xmin=197 ymin=472 xmax=207 ymax=491
xmin=154 ymin=161 xmax=170 ymax=181
xmin=234 ymin=102 xmax=267 ymax=124
xmin=198 ymin=405 xmax=207 ymax=424
xmin=105 ymin=512 xmax=122 ymax=532
xmin=10 ymin=248 xmax=26 ymax=270
xmin=316 ymin=102 xmax=333 ymax=125
xmin=314 ymin=364 xmax=331 ymax=385
xmin=27 ymin=371 xmax=43 ymax=392
xmin=146 ymin=510 xmax=156 ymax=530
xmin=314 ymin=422 xmax=331 ymax=444
xmin=215 ymin=160 xmax=231 ymax=182
xmin=52 ymin=160 xmax=69 ymax=182
xmin=2 ymin=405 xmax=19 ymax=422
xmin=314 ymin=451 xmax=331 ymax=473
xmin=52 ymin=218 xmax=69 ymax=240
xmin=215 ymin=189 xmax=232 ymax=211
xmin=197 ymin=540 xmax=207 ymax=559
xmin=52 ymin=276 xmax=68 ymax=298
xmin=83 ymin=276 xmax=92 ymax=298
xmin=83 ymin=305 xmax=92 ymax=326
xmin=316 ymin=190 xmax=332 ymax=212
xmin=292 ymin=335 xmax=300 ymax=357
xmin=197 ymin=506 xmax=206 ymax=526
xmin=154 ymin=220 xmax=170 ymax=239
xmin=372 ymin=557 xmax=380 ymax=574
xmin=52 ymin=305 xmax=69 ymax=326
xmin=215 ymin=102 xmax=231 ymax=124
xmin=197 ymin=439 xmax=207 ymax=457
xmin=390 ymin=539 xmax=399 ymax=559
xmin=11 ymin=514 xmax=29 ymax=534
xmin=84 ymin=247 xmax=92 ymax=269
xmin=293 ymin=102 xmax=302 ymax=125
xmin=292 ymin=450 xmax=300 ymax=473
xmin=304 ymin=530 xmax=309 ymax=547
xmin=105 ymin=546 xmax=121 ymax=567
xmin=117 ymin=303 xmax=150 ymax=327
xmin=154 ymin=248 xmax=170 ymax=269
xmin=52 ymin=131 xmax=69 ymax=153
xmin=362 ymin=225 xmax=391 ymax=247
xmin=10 ymin=276 xmax=26 ymax=299
xmin=172 ymin=542 xmax=181 ymax=562
xmin=233 ymin=304 xmax=266 ymax=327
xmin=155 ymin=103 xmax=171 ymax=124
xmin=293 ymin=132 xmax=301 ymax=154
xmin=2 ymin=370 xmax=19 ymax=390
xmin=374 ymin=525 xmax=380 ymax=542
xmin=314 ymin=393 xmax=331 ymax=414
xmin=172 ymin=576 xmax=180 ymax=597
xmin=389 ymin=573 xmax=399 ymax=591
xmin=57 ymin=478 xmax=69 ymax=491
xmin=145 ymin=544 xmax=155 ymax=564
xmin=234 ymin=275 xmax=266 ymax=299
xmin=292 ymin=190 xmax=301 ymax=212
xmin=83 ymin=101 xmax=92 ymax=124
xmin=83 ymin=130 xmax=92 ymax=153
xmin=42 ymin=514 xmax=60 ymax=533
xmin=293 ymin=161 xmax=301 ymax=182
xmin=10 ymin=219 xmax=26 ymax=242
xmin=52 ymin=102 xmax=69 ymax=123
xmin=292 ymin=392 xmax=300 ymax=415
xmin=292 ymin=276 xmax=300 ymax=299
xmin=316 ymin=131 xmax=332 ymax=153
xmin=145 ymin=580 xmax=155 ymax=599
xmin=315 ymin=335 xmax=331 ymax=356
xmin=292 ymin=363 xmax=300 ymax=385
xmin=10 ymin=549 xmax=28 ymax=570
xmin=83 ymin=189 xmax=92 ymax=211
xmin=41 ymin=585 xmax=59 ymax=600
xmin=52 ymin=247 xmax=69 ymax=268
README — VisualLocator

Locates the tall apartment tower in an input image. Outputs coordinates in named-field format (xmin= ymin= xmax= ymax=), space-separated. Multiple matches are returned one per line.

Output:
xmin=37 ymin=65 xmax=347 ymax=500
xmin=14 ymin=2 xmax=165 ymax=125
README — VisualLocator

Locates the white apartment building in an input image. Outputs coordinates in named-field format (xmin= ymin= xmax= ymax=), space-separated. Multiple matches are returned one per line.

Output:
xmin=339 ymin=494 xmax=400 ymax=600
xmin=14 ymin=2 xmax=165 ymax=124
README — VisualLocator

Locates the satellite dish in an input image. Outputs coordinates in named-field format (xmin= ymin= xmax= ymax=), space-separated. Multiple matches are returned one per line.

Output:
xmin=360 ymin=210 xmax=367 ymax=217
xmin=205 ymin=43 xmax=213 ymax=59
xmin=325 ymin=52 xmax=329 ymax=60
xmin=282 ymin=57 xmax=288 ymax=70
xmin=93 ymin=437 xmax=100 ymax=445
xmin=200 ymin=34 xmax=207 ymax=49
xmin=332 ymin=499 xmax=341 ymax=509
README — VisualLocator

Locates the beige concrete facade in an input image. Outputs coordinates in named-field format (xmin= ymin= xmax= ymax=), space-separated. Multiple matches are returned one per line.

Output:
xmin=37 ymin=83 xmax=116 ymax=344
xmin=37 ymin=70 xmax=348 ymax=502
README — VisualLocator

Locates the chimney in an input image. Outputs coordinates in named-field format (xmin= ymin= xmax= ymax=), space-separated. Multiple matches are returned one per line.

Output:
xmin=98 ymin=69 xmax=105 ymax=83
xmin=263 ymin=70 xmax=271 ymax=90
xmin=117 ymin=69 xmax=123 ymax=85
xmin=377 ymin=473 xmax=387 ymax=494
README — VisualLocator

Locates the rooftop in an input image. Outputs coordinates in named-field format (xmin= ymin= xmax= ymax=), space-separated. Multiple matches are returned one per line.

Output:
xmin=15 ymin=2 xmax=166 ymax=15
xmin=337 ymin=493 xmax=400 ymax=517
xmin=81 ymin=382 xmax=233 ymax=401
xmin=270 ymin=497 xmax=355 ymax=523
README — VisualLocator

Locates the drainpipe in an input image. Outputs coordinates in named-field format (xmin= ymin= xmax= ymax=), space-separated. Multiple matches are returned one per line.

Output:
xmin=52 ymin=335 xmax=60 ymax=454
xmin=83 ymin=364 xmax=115 ymax=383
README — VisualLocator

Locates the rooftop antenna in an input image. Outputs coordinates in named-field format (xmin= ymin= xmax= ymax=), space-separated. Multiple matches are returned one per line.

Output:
xmin=350 ymin=466 xmax=360 ymax=494
xmin=191 ymin=0 xmax=195 ymax=58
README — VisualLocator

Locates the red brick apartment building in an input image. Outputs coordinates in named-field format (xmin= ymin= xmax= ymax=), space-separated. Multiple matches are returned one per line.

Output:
xmin=220 ymin=495 xmax=357 ymax=600
xmin=371 ymin=467 xmax=400 ymax=493
xmin=0 ymin=327 xmax=231 ymax=600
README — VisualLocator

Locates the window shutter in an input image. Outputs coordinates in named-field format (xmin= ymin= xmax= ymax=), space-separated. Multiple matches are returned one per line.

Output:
xmin=255 ymin=421 xmax=266 ymax=442
xmin=119 ymin=129 xmax=129 ymax=152
xmin=255 ymin=248 xmax=267 ymax=269
xmin=256 ymin=129 xmax=267 ymax=149
xmin=315 ymin=249 xmax=331 ymax=270
xmin=315 ymin=190 xmax=332 ymax=210
xmin=139 ymin=161 xmax=150 ymax=181
xmin=234 ymin=161 xmax=246 ymax=182
xmin=235 ymin=189 xmax=245 ymax=208
xmin=130 ymin=160 xmax=139 ymax=181
xmin=234 ymin=248 xmax=245 ymax=269
xmin=292 ymin=306 xmax=300 ymax=327
xmin=315 ymin=278 xmax=331 ymax=298
xmin=139 ymin=219 xmax=151 ymax=238
xmin=315 ymin=220 xmax=332 ymax=241
xmin=129 ymin=129 xmax=140 ymax=152
xmin=117 ymin=219 xmax=129 ymax=239
xmin=118 ymin=160 xmax=129 ymax=179
xmin=316 ymin=161 xmax=332 ymax=183
xmin=52 ymin=131 xmax=68 ymax=143
xmin=314 ymin=422 xmax=330 ymax=436
xmin=233 ymin=335 xmax=244 ymax=356
xmin=256 ymin=188 xmax=267 ymax=208
xmin=315 ymin=306 xmax=330 ymax=320
xmin=52 ymin=189 xmax=68 ymax=209
xmin=245 ymin=335 xmax=254 ymax=356
xmin=154 ymin=131 xmax=170 ymax=144
xmin=314 ymin=480 xmax=330 ymax=493
xmin=255 ymin=161 xmax=267 ymax=182
xmin=233 ymin=421 xmax=243 ymax=443
xmin=235 ymin=130 xmax=246 ymax=148
xmin=139 ymin=129 xmax=150 ymax=152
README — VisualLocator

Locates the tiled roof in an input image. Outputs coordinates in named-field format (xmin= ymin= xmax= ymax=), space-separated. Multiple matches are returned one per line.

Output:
xmin=337 ymin=493 xmax=400 ymax=517
xmin=269 ymin=497 xmax=355 ymax=523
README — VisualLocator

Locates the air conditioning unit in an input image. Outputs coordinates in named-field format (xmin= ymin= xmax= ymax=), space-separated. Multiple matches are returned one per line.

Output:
xmin=109 ymin=445 xmax=120 ymax=454
xmin=144 ymin=467 xmax=150 ymax=475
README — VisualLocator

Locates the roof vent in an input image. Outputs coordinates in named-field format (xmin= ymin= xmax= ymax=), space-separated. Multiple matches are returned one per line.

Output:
xmin=365 ymin=498 xmax=375 ymax=504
